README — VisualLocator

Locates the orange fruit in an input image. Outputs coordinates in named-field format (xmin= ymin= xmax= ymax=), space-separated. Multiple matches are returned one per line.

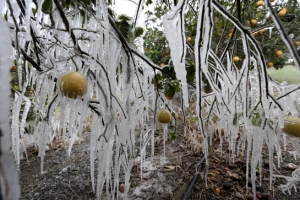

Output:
xmin=267 ymin=62 xmax=274 ymax=68
xmin=250 ymin=19 xmax=257 ymax=26
xmin=275 ymin=50 xmax=283 ymax=57
xmin=157 ymin=109 xmax=171 ymax=124
xmin=256 ymin=1 xmax=264 ymax=6
xmin=59 ymin=71 xmax=88 ymax=99
xmin=282 ymin=116 xmax=300 ymax=137
xmin=278 ymin=9 xmax=287 ymax=17
xmin=233 ymin=56 xmax=240 ymax=62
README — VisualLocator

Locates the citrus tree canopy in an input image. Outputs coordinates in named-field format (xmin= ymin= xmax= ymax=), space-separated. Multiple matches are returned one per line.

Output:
xmin=0 ymin=0 xmax=300 ymax=199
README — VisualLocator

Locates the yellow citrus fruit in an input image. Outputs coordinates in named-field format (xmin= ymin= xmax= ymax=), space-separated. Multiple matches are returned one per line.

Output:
xmin=275 ymin=50 xmax=283 ymax=57
xmin=278 ymin=9 xmax=287 ymax=17
xmin=59 ymin=71 xmax=88 ymax=99
xmin=267 ymin=62 xmax=274 ymax=67
xmin=256 ymin=1 xmax=264 ymax=6
xmin=233 ymin=56 xmax=240 ymax=62
xmin=157 ymin=109 xmax=171 ymax=124
xmin=160 ymin=63 xmax=165 ymax=67
xmin=187 ymin=37 xmax=192 ymax=42
xmin=250 ymin=19 xmax=257 ymax=26
xmin=282 ymin=116 xmax=300 ymax=137
xmin=295 ymin=41 xmax=300 ymax=46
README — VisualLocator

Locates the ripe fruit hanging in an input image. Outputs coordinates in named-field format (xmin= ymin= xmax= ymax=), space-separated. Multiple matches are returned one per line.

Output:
xmin=157 ymin=109 xmax=171 ymax=124
xmin=282 ymin=116 xmax=300 ymax=137
xmin=59 ymin=71 xmax=88 ymax=99
xmin=267 ymin=62 xmax=274 ymax=68
xmin=295 ymin=41 xmax=300 ymax=46
xmin=250 ymin=19 xmax=257 ymax=26
xmin=187 ymin=37 xmax=192 ymax=42
xmin=233 ymin=56 xmax=240 ymax=62
xmin=256 ymin=1 xmax=263 ymax=6
xmin=278 ymin=8 xmax=287 ymax=17
xmin=275 ymin=50 xmax=283 ymax=57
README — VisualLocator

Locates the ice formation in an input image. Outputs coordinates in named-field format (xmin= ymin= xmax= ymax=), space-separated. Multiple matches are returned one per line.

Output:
xmin=162 ymin=0 xmax=190 ymax=107
xmin=3 ymin=0 xmax=300 ymax=199
xmin=0 ymin=16 xmax=20 ymax=199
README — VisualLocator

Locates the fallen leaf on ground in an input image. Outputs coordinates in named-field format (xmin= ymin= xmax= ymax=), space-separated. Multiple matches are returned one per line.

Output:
xmin=227 ymin=171 xmax=241 ymax=180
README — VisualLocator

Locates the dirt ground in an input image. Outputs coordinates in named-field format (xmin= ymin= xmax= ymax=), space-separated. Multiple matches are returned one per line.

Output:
xmin=19 ymin=120 xmax=300 ymax=200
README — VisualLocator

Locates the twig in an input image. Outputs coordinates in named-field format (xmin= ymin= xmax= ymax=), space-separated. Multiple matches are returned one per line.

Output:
xmin=68 ymin=181 xmax=78 ymax=196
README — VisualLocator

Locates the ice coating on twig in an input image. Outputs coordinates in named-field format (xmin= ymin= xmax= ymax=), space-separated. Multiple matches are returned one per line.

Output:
xmin=162 ymin=0 xmax=189 ymax=107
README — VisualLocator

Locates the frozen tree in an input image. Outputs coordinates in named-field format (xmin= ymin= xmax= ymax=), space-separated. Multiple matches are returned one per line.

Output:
xmin=1 ymin=0 xmax=300 ymax=199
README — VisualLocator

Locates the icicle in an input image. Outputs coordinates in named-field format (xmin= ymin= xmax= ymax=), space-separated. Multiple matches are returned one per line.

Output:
xmin=0 ymin=15 xmax=20 ymax=200
xmin=162 ymin=0 xmax=189 ymax=107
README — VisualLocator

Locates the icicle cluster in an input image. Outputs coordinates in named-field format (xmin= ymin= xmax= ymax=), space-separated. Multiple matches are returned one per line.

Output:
xmin=4 ymin=0 xmax=300 ymax=198
xmin=5 ymin=0 xmax=160 ymax=198
xmin=162 ymin=0 xmax=300 ymax=196
xmin=0 ymin=16 xmax=20 ymax=200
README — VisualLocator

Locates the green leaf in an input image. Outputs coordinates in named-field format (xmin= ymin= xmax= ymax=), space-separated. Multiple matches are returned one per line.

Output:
xmin=173 ymin=80 xmax=181 ymax=92
xmin=42 ymin=0 xmax=53 ymax=14
xmin=164 ymin=84 xmax=176 ymax=98
xmin=186 ymin=64 xmax=196 ymax=83
xmin=251 ymin=112 xmax=262 ymax=127
xmin=118 ymin=14 xmax=132 ymax=22
xmin=169 ymin=132 xmax=176 ymax=140
xmin=134 ymin=27 xmax=144 ymax=38
xmin=32 ymin=8 xmax=37 ymax=16
xmin=146 ymin=0 xmax=153 ymax=6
